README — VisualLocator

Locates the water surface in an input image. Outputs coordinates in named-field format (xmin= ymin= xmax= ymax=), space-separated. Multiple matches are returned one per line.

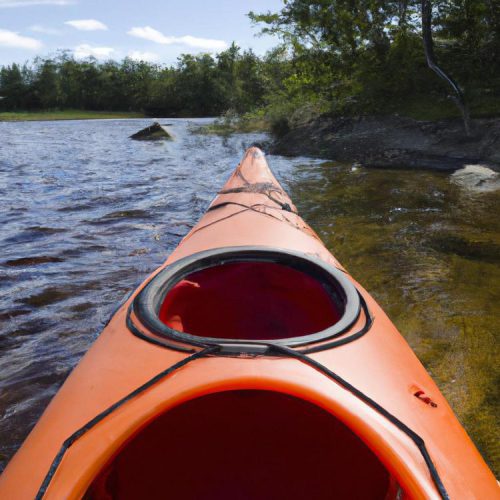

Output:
xmin=0 ymin=119 xmax=498 ymax=475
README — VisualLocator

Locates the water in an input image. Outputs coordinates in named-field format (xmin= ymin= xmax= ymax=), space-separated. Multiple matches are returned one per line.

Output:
xmin=0 ymin=119 xmax=498 ymax=475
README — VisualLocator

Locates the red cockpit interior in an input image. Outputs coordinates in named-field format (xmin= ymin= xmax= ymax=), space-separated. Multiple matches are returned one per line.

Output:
xmin=85 ymin=390 xmax=395 ymax=499
xmin=159 ymin=262 xmax=342 ymax=340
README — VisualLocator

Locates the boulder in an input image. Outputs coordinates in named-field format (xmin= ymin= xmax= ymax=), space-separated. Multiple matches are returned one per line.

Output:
xmin=130 ymin=122 xmax=171 ymax=140
xmin=451 ymin=164 xmax=500 ymax=192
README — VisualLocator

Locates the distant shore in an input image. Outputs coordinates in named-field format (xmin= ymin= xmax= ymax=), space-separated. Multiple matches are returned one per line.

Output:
xmin=0 ymin=110 xmax=145 ymax=122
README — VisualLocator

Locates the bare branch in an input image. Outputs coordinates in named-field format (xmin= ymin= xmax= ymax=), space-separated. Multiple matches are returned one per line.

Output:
xmin=421 ymin=0 xmax=470 ymax=135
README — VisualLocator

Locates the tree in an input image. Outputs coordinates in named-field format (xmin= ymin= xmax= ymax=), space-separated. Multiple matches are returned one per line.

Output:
xmin=217 ymin=43 xmax=240 ymax=110
xmin=174 ymin=53 xmax=227 ymax=116
xmin=34 ymin=58 xmax=59 ymax=109
xmin=0 ymin=63 xmax=25 ymax=110
xmin=249 ymin=1 xmax=423 ymax=112
xmin=236 ymin=49 xmax=266 ymax=112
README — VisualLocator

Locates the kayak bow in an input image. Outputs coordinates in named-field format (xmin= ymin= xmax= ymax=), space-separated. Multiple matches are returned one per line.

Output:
xmin=0 ymin=147 xmax=498 ymax=499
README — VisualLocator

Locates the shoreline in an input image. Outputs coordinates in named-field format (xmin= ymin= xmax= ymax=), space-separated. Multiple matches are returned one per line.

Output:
xmin=4 ymin=111 xmax=500 ymax=175
xmin=0 ymin=110 xmax=145 ymax=122
xmin=270 ymin=115 xmax=500 ymax=172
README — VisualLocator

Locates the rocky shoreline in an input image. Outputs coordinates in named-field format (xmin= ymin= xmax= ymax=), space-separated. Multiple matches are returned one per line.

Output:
xmin=270 ymin=115 xmax=500 ymax=172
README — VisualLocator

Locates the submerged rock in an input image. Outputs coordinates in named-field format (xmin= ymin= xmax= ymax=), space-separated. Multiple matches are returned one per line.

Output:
xmin=427 ymin=233 xmax=500 ymax=264
xmin=130 ymin=122 xmax=172 ymax=140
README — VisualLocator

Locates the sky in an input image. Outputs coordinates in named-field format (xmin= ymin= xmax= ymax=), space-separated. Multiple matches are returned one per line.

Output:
xmin=0 ymin=0 xmax=284 ymax=66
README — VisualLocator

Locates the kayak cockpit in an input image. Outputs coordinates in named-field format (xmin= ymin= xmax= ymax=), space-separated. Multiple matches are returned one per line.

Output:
xmin=85 ymin=390 xmax=400 ymax=499
xmin=160 ymin=261 xmax=341 ymax=340
xmin=131 ymin=247 xmax=361 ymax=349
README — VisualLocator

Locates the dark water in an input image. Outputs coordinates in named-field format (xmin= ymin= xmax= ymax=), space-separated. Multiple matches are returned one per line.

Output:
xmin=0 ymin=119 xmax=498 ymax=475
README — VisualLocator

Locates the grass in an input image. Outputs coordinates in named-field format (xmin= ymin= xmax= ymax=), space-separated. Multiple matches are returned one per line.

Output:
xmin=197 ymin=93 xmax=500 ymax=139
xmin=195 ymin=110 xmax=270 ymax=136
xmin=0 ymin=110 xmax=145 ymax=122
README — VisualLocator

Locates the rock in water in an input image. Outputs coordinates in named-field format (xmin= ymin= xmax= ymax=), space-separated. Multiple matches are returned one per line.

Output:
xmin=130 ymin=122 xmax=171 ymax=140
xmin=451 ymin=164 xmax=500 ymax=192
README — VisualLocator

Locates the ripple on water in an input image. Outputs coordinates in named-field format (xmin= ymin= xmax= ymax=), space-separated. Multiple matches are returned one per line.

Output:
xmin=2 ymin=228 xmax=65 ymax=244
xmin=3 ymin=256 xmax=65 ymax=267
xmin=92 ymin=208 xmax=151 ymax=222
xmin=16 ymin=285 xmax=80 ymax=308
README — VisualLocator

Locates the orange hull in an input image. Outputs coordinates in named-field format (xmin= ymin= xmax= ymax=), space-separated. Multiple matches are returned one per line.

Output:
xmin=0 ymin=148 xmax=498 ymax=499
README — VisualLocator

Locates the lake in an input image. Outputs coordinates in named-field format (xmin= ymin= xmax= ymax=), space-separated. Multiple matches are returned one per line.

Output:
xmin=0 ymin=118 xmax=498 ymax=475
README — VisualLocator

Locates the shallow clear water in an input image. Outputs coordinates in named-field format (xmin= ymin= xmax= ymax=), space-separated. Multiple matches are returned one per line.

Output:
xmin=0 ymin=119 xmax=498 ymax=475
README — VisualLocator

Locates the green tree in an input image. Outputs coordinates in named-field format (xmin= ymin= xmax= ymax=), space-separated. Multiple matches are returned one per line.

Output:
xmin=34 ymin=58 xmax=59 ymax=109
xmin=217 ymin=42 xmax=241 ymax=110
xmin=236 ymin=49 xmax=266 ymax=112
xmin=174 ymin=53 xmax=226 ymax=116
xmin=0 ymin=63 xmax=26 ymax=110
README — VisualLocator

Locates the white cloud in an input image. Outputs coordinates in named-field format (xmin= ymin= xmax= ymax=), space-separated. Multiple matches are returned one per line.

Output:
xmin=29 ymin=24 xmax=61 ymax=35
xmin=128 ymin=50 xmax=159 ymax=62
xmin=178 ymin=35 xmax=228 ymax=51
xmin=0 ymin=0 xmax=74 ymax=7
xmin=65 ymin=19 xmax=108 ymax=31
xmin=127 ymin=26 xmax=227 ymax=51
xmin=74 ymin=43 xmax=114 ymax=59
xmin=0 ymin=29 xmax=42 ymax=49
xmin=127 ymin=26 xmax=170 ymax=44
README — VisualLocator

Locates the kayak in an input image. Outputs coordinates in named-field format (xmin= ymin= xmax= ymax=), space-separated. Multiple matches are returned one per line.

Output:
xmin=0 ymin=147 xmax=498 ymax=499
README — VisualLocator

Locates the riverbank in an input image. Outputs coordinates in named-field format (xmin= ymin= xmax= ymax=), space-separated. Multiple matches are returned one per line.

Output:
xmin=270 ymin=115 xmax=500 ymax=171
xmin=0 ymin=110 xmax=145 ymax=122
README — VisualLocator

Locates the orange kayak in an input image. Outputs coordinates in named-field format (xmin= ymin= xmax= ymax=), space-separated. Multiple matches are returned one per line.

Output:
xmin=0 ymin=148 xmax=498 ymax=499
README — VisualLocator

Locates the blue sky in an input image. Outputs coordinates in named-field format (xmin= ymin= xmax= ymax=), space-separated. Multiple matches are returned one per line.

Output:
xmin=0 ymin=0 xmax=283 ymax=66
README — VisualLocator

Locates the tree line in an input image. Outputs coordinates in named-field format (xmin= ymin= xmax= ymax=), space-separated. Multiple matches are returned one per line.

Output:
xmin=0 ymin=44 xmax=269 ymax=116
xmin=1 ymin=0 xmax=499 ymax=121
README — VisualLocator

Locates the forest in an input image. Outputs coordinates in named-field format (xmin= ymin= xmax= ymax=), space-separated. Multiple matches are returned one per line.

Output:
xmin=1 ymin=0 xmax=499 ymax=126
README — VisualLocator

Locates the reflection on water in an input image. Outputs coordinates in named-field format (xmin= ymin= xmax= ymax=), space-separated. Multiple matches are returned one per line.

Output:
xmin=0 ymin=119 xmax=498 ymax=475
